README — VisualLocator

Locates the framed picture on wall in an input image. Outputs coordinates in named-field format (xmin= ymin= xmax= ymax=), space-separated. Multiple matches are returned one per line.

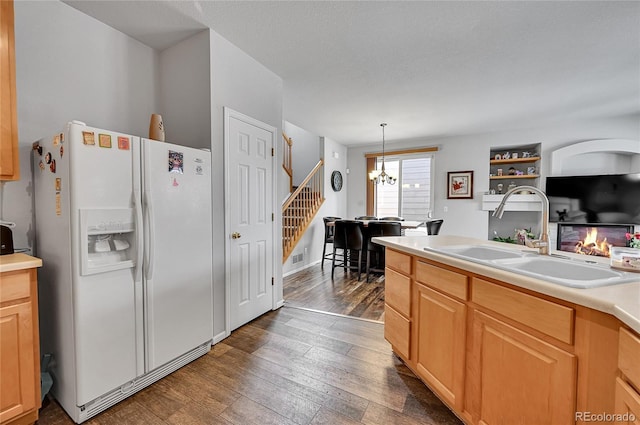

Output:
xmin=447 ymin=171 xmax=474 ymax=199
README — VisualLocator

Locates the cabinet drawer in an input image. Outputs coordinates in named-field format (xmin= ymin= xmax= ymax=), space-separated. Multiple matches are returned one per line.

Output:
xmin=385 ymin=267 xmax=410 ymax=317
xmin=472 ymin=277 xmax=574 ymax=344
xmin=384 ymin=304 xmax=410 ymax=359
xmin=386 ymin=249 xmax=411 ymax=275
xmin=0 ymin=270 xmax=30 ymax=304
xmin=619 ymin=327 xmax=640 ymax=391
xmin=615 ymin=377 xmax=640 ymax=423
xmin=415 ymin=260 xmax=468 ymax=300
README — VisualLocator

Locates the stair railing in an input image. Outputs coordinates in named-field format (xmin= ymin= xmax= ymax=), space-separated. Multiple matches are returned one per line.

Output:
xmin=282 ymin=159 xmax=324 ymax=262
xmin=282 ymin=132 xmax=293 ymax=193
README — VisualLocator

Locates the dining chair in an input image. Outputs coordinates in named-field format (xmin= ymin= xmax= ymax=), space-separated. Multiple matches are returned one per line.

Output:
xmin=380 ymin=216 xmax=404 ymax=221
xmin=355 ymin=216 xmax=378 ymax=221
xmin=321 ymin=216 xmax=342 ymax=270
xmin=332 ymin=220 xmax=365 ymax=281
xmin=365 ymin=221 xmax=402 ymax=282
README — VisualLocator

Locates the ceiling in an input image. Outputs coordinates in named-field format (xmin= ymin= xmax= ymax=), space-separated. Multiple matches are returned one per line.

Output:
xmin=64 ymin=1 xmax=640 ymax=146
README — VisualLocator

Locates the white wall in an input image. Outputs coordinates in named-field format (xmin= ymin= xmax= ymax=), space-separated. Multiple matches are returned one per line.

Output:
xmin=10 ymin=0 xmax=159 ymax=253
xmin=283 ymin=121 xmax=322 ymax=185
xmin=159 ymin=31 xmax=211 ymax=149
xmin=347 ymin=115 xmax=640 ymax=241
xmin=209 ymin=30 xmax=283 ymax=338
xmin=283 ymin=135 xmax=348 ymax=275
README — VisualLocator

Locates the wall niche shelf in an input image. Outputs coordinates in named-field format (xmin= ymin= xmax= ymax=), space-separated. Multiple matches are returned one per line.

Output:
xmin=490 ymin=156 xmax=540 ymax=165
xmin=490 ymin=174 xmax=539 ymax=180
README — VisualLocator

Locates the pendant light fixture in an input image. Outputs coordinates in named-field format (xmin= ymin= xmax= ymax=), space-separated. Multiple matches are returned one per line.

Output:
xmin=369 ymin=123 xmax=397 ymax=185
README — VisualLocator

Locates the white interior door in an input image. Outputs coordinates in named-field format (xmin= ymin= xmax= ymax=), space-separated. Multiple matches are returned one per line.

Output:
xmin=225 ymin=108 xmax=275 ymax=331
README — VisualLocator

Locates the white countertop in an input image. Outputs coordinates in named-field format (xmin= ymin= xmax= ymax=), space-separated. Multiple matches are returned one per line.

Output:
xmin=372 ymin=235 xmax=640 ymax=334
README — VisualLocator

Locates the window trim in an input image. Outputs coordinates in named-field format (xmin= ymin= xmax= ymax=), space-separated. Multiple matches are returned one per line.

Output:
xmin=366 ymin=148 xmax=437 ymax=217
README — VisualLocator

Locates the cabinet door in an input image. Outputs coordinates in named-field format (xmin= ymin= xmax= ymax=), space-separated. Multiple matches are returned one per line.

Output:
xmin=415 ymin=283 xmax=466 ymax=410
xmin=0 ymin=301 xmax=37 ymax=423
xmin=0 ymin=0 xmax=19 ymax=180
xmin=614 ymin=377 xmax=640 ymax=425
xmin=471 ymin=311 xmax=576 ymax=425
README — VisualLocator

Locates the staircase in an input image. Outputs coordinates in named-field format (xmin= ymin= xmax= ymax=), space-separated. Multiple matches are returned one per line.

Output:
xmin=282 ymin=159 xmax=324 ymax=262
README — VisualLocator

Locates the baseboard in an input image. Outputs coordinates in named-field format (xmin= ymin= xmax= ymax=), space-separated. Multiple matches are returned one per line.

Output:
xmin=212 ymin=330 xmax=228 ymax=345
xmin=283 ymin=259 xmax=321 ymax=277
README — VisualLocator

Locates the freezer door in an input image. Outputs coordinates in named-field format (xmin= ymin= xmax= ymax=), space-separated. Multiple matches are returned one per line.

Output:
xmin=68 ymin=123 xmax=142 ymax=404
xmin=142 ymin=139 xmax=213 ymax=371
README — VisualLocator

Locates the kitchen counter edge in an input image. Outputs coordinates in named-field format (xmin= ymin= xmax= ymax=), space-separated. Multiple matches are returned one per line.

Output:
xmin=0 ymin=253 xmax=43 ymax=273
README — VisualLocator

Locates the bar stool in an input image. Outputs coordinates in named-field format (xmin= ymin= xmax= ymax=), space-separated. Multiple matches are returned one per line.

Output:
xmin=332 ymin=220 xmax=365 ymax=281
xmin=365 ymin=221 xmax=402 ymax=282
xmin=321 ymin=216 xmax=342 ymax=270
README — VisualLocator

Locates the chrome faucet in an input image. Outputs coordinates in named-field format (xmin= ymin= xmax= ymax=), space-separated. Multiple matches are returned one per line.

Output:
xmin=492 ymin=185 xmax=550 ymax=255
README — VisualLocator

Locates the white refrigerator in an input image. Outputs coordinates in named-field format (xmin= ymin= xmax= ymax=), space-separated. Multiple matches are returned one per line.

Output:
xmin=33 ymin=121 xmax=213 ymax=423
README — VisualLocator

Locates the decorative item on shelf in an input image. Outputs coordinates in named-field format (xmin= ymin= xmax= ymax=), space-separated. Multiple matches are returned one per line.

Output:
xmin=149 ymin=113 xmax=165 ymax=141
xmin=502 ymin=152 xmax=511 ymax=160
xmin=627 ymin=232 xmax=640 ymax=248
xmin=497 ymin=183 xmax=504 ymax=194
xmin=527 ymin=166 xmax=536 ymax=175
xmin=522 ymin=151 xmax=531 ymax=158
xmin=512 ymin=152 xmax=518 ymax=159
xmin=369 ymin=123 xmax=396 ymax=185
xmin=516 ymin=170 xmax=524 ymax=176
xmin=508 ymin=181 xmax=517 ymax=191
xmin=497 ymin=168 xmax=503 ymax=176
xmin=515 ymin=228 xmax=536 ymax=245
xmin=508 ymin=167 xmax=517 ymax=175
xmin=494 ymin=154 xmax=501 ymax=160
xmin=447 ymin=170 xmax=474 ymax=199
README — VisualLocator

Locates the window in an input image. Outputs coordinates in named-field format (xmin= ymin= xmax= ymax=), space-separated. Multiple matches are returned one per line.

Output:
xmin=373 ymin=154 xmax=434 ymax=220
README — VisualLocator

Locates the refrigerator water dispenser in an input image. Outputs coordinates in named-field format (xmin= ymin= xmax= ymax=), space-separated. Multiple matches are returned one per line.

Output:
xmin=80 ymin=208 xmax=136 ymax=275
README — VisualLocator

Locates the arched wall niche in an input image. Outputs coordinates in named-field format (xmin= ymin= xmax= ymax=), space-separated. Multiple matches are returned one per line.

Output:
xmin=550 ymin=139 xmax=640 ymax=176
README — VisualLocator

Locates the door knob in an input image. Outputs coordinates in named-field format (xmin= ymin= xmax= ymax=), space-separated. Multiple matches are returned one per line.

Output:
xmin=231 ymin=232 xmax=241 ymax=239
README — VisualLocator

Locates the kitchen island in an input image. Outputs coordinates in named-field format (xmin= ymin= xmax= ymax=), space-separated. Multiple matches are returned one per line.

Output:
xmin=372 ymin=235 xmax=640 ymax=425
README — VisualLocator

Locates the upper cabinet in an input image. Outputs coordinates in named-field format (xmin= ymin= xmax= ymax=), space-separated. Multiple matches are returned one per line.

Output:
xmin=0 ymin=0 xmax=19 ymax=181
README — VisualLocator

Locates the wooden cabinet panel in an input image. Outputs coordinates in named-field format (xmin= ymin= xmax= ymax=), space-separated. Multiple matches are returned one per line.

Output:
xmin=0 ymin=265 xmax=40 ymax=425
xmin=384 ymin=304 xmax=410 ymax=359
xmin=472 ymin=277 xmax=574 ymax=344
xmin=0 ymin=0 xmax=19 ymax=181
xmin=619 ymin=327 xmax=640 ymax=391
xmin=384 ymin=267 xmax=410 ymax=317
xmin=415 ymin=283 xmax=466 ymax=410
xmin=614 ymin=377 xmax=640 ymax=425
xmin=415 ymin=260 xmax=467 ymax=300
xmin=0 ymin=302 xmax=36 ymax=423
xmin=386 ymin=249 xmax=411 ymax=275
xmin=470 ymin=311 xmax=577 ymax=425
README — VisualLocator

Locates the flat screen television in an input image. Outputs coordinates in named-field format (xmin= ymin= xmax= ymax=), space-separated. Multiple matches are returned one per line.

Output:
xmin=546 ymin=173 xmax=640 ymax=224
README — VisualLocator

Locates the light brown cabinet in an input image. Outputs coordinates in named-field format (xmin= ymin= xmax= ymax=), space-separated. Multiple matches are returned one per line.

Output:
xmin=384 ymin=249 xmax=627 ymax=425
xmin=0 ymin=0 xmax=20 ymax=181
xmin=469 ymin=310 xmax=576 ymax=425
xmin=414 ymin=283 xmax=466 ymax=410
xmin=0 ymin=258 xmax=41 ymax=425
xmin=615 ymin=327 xmax=640 ymax=424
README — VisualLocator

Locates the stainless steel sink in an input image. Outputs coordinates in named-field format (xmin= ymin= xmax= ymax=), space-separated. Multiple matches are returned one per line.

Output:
xmin=426 ymin=245 xmax=639 ymax=288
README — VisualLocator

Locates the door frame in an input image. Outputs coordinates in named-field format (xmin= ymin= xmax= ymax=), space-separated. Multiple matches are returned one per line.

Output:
xmin=223 ymin=107 xmax=278 ymax=335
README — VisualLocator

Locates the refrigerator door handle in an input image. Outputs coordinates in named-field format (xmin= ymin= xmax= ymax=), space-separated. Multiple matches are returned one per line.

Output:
xmin=143 ymin=191 xmax=155 ymax=281
xmin=134 ymin=191 xmax=143 ymax=283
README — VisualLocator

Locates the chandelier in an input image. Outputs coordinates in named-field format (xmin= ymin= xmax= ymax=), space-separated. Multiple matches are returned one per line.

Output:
xmin=369 ymin=123 xmax=397 ymax=185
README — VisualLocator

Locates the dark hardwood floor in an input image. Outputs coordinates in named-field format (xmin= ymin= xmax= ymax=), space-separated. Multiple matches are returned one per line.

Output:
xmin=283 ymin=262 xmax=386 ymax=322
xmin=38 ymin=264 xmax=462 ymax=424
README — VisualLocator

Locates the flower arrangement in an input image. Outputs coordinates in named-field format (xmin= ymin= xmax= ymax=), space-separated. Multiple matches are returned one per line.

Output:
xmin=626 ymin=232 xmax=640 ymax=249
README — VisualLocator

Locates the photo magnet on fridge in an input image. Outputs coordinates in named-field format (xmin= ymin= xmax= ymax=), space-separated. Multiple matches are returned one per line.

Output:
xmin=82 ymin=131 xmax=95 ymax=145
xmin=99 ymin=134 xmax=112 ymax=148
xmin=169 ymin=150 xmax=184 ymax=174
xmin=118 ymin=136 xmax=130 ymax=150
